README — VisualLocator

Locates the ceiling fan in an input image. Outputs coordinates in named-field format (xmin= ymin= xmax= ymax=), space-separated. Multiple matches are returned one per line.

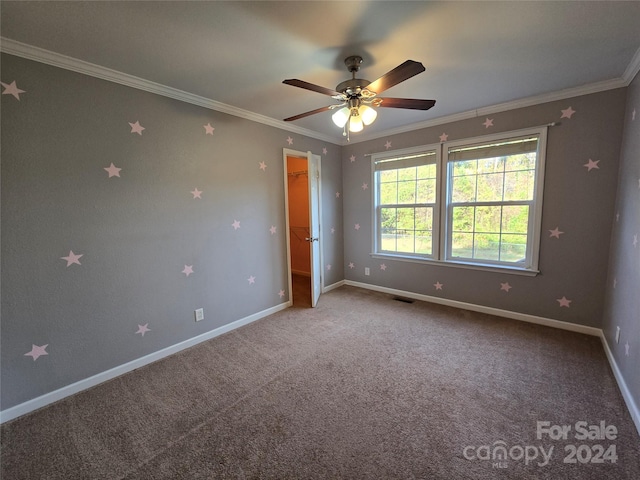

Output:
xmin=283 ymin=55 xmax=435 ymax=138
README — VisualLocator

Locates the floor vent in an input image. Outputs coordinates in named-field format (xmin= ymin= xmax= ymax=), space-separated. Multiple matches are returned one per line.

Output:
xmin=393 ymin=296 xmax=414 ymax=304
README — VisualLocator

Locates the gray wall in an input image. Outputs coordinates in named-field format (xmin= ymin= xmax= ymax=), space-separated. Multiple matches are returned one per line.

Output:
xmin=602 ymin=72 xmax=640 ymax=411
xmin=1 ymin=50 xmax=634 ymax=415
xmin=342 ymin=88 xmax=627 ymax=328
xmin=0 ymin=53 xmax=343 ymax=410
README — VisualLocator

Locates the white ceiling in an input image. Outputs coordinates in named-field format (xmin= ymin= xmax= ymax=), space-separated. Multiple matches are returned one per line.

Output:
xmin=2 ymin=1 xmax=640 ymax=144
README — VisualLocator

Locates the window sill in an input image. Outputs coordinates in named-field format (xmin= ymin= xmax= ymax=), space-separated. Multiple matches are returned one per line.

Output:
xmin=370 ymin=253 xmax=539 ymax=277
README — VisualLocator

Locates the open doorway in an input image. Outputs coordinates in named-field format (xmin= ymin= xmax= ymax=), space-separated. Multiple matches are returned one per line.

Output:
xmin=283 ymin=149 xmax=322 ymax=308
xmin=287 ymin=155 xmax=312 ymax=307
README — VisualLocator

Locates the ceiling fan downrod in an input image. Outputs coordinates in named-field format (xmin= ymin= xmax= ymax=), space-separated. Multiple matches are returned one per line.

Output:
xmin=336 ymin=55 xmax=371 ymax=98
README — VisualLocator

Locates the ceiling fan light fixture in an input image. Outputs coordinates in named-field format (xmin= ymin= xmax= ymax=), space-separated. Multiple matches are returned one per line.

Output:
xmin=332 ymin=107 xmax=350 ymax=128
xmin=359 ymin=104 xmax=377 ymax=126
xmin=283 ymin=57 xmax=433 ymax=138
xmin=348 ymin=113 xmax=364 ymax=132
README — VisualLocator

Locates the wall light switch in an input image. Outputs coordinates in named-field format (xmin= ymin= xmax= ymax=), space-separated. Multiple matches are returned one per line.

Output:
xmin=615 ymin=326 xmax=620 ymax=344
xmin=195 ymin=308 xmax=204 ymax=322
xmin=365 ymin=267 xmax=370 ymax=276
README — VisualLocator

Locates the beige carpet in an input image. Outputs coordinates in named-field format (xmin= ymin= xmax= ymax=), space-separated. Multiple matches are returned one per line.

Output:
xmin=2 ymin=285 xmax=639 ymax=479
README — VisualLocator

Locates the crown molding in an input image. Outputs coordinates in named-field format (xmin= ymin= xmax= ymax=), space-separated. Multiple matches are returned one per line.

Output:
xmin=346 ymin=76 xmax=628 ymax=145
xmin=622 ymin=45 xmax=640 ymax=85
xmin=0 ymin=37 xmax=341 ymax=145
xmin=2 ymin=36 xmax=635 ymax=148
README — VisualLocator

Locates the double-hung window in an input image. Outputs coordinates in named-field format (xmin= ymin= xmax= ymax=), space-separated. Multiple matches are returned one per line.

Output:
xmin=372 ymin=127 xmax=547 ymax=274
xmin=373 ymin=146 xmax=440 ymax=259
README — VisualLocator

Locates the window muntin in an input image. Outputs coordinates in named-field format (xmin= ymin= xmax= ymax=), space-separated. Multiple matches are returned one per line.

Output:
xmin=371 ymin=127 xmax=547 ymax=273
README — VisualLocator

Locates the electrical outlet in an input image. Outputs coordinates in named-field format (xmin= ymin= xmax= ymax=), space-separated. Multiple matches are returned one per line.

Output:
xmin=195 ymin=308 xmax=204 ymax=322
xmin=615 ymin=326 xmax=621 ymax=344
xmin=365 ymin=267 xmax=370 ymax=276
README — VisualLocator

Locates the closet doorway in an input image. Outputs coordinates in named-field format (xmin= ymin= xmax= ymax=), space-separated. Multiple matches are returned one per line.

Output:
xmin=283 ymin=149 xmax=322 ymax=308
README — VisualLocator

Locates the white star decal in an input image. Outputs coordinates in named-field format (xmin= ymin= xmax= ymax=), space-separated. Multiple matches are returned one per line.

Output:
xmin=286 ymin=136 xmax=294 ymax=145
xmin=232 ymin=220 xmax=241 ymax=230
xmin=549 ymin=227 xmax=564 ymax=239
xmin=439 ymin=132 xmax=448 ymax=142
xmin=104 ymin=163 xmax=122 ymax=178
xmin=204 ymin=123 xmax=215 ymax=135
xmin=583 ymin=159 xmax=600 ymax=171
xmin=331 ymin=227 xmax=335 ymax=234
xmin=191 ymin=188 xmax=202 ymax=199
xmin=557 ymin=296 xmax=572 ymax=308
xmin=348 ymin=262 xmax=355 ymax=269
xmin=625 ymin=342 xmax=630 ymax=356
xmin=248 ymin=275 xmax=256 ymax=284
xmin=323 ymin=147 xmax=328 ymax=155
xmin=136 ymin=324 xmax=150 ymax=336
xmin=482 ymin=118 xmax=494 ymax=128
xmin=380 ymin=263 xmax=387 ymax=271
xmin=24 ymin=344 xmax=48 ymax=361
xmin=336 ymin=191 xmax=340 ymax=198
xmin=129 ymin=121 xmax=145 ymax=135
xmin=182 ymin=265 xmax=194 ymax=277
xmin=259 ymin=161 xmax=267 ymax=171
xmin=434 ymin=281 xmax=443 ymax=290
xmin=278 ymin=289 xmax=285 ymax=298
xmin=326 ymin=264 xmax=332 ymax=271
xmin=560 ymin=107 xmax=576 ymax=119
xmin=1 ymin=80 xmax=26 ymax=100
xmin=61 ymin=250 xmax=83 ymax=267
xmin=350 ymin=155 xmax=356 ymax=163
xmin=269 ymin=226 xmax=277 ymax=235
xmin=354 ymin=223 xmax=361 ymax=230
xmin=362 ymin=182 xmax=368 ymax=190
xmin=500 ymin=282 xmax=512 ymax=292
xmin=384 ymin=141 xmax=392 ymax=150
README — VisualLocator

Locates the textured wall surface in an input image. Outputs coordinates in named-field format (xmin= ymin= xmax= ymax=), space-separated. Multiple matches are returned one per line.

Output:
xmin=342 ymin=88 xmax=627 ymax=328
xmin=603 ymin=72 xmax=640 ymax=411
xmin=0 ymin=54 xmax=343 ymax=410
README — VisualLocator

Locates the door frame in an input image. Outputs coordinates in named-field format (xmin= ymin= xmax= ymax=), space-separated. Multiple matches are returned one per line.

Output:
xmin=283 ymin=148 xmax=323 ymax=306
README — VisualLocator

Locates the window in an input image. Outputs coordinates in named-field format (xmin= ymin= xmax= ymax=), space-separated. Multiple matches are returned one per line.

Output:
xmin=372 ymin=127 xmax=547 ymax=274
xmin=373 ymin=146 xmax=440 ymax=259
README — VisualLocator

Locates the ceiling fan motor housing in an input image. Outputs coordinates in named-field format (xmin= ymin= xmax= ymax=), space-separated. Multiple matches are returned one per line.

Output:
xmin=336 ymin=78 xmax=371 ymax=97
xmin=336 ymin=55 xmax=372 ymax=98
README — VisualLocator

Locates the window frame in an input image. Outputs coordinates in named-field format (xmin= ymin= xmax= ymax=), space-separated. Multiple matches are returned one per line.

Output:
xmin=371 ymin=126 xmax=548 ymax=275
xmin=371 ymin=144 xmax=442 ymax=261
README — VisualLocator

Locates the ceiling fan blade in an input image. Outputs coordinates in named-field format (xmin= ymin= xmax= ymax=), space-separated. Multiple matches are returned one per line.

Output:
xmin=283 ymin=79 xmax=340 ymax=97
xmin=366 ymin=60 xmax=426 ymax=94
xmin=376 ymin=98 xmax=436 ymax=110
xmin=284 ymin=105 xmax=333 ymax=122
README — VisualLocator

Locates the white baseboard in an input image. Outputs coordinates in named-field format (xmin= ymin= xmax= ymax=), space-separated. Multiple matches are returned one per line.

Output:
xmin=0 ymin=301 xmax=291 ymax=424
xmin=344 ymin=280 xmax=601 ymax=336
xmin=343 ymin=280 xmax=640 ymax=437
xmin=4 ymin=281 xmax=639 ymax=439
xmin=323 ymin=280 xmax=345 ymax=293
xmin=599 ymin=333 xmax=640 ymax=436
